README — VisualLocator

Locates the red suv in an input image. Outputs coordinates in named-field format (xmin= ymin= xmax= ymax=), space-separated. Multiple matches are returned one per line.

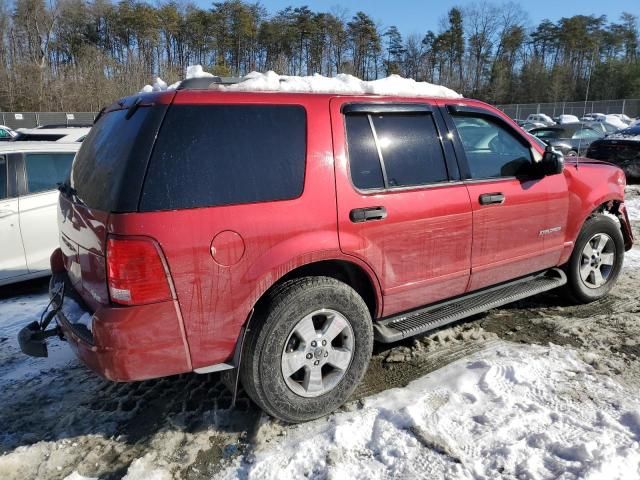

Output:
xmin=19 ymin=87 xmax=634 ymax=423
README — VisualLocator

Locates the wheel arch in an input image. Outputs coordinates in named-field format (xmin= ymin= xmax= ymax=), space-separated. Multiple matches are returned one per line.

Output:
xmin=252 ymin=258 xmax=382 ymax=320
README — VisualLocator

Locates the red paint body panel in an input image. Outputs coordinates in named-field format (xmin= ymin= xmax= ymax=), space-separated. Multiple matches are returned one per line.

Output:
xmin=58 ymin=299 xmax=191 ymax=381
xmin=51 ymin=92 xmax=630 ymax=381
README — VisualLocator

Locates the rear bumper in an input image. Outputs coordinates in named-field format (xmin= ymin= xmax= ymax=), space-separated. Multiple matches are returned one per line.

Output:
xmin=21 ymin=273 xmax=192 ymax=381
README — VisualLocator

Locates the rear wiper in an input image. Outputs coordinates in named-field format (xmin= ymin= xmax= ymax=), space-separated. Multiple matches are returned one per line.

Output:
xmin=57 ymin=183 xmax=86 ymax=206
xmin=125 ymin=97 xmax=143 ymax=120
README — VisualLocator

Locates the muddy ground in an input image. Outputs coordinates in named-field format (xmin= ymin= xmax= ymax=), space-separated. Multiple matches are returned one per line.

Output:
xmin=0 ymin=186 xmax=639 ymax=480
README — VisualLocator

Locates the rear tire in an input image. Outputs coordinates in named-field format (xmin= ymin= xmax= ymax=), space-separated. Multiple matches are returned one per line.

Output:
xmin=565 ymin=214 xmax=624 ymax=303
xmin=240 ymin=276 xmax=373 ymax=423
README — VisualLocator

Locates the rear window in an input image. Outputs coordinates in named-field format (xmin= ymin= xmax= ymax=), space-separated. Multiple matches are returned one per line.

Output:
xmin=140 ymin=105 xmax=306 ymax=211
xmin=15 ymin=133 xmax=64 ymax=141
xmin=71 ymin=103 xmax=168 ymax=212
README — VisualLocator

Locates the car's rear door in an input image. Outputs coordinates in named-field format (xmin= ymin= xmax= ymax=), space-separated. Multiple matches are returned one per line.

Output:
xmin=330 ymin=98 xmax=473 ymax=317
xmin=18 ymin=151 xmax=76 ymax=272
xmin=0 ymin=154 xmax=28 ymax=282
xmin=440 ymin=103 xmax=568 ymax=291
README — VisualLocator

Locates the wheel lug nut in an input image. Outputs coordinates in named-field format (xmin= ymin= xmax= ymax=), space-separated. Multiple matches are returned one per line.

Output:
xmin=324 ymin=352 xmax=329 ymax=357
xmin=321 ymin=340 xmax=327 ymax=346
xmin=311 ymin=341 xmax=317 ymax=347
xmin=306 ymin=353 xmax=312 ymax=359
xmin=314 ymin=360 xmax=319 ymax=366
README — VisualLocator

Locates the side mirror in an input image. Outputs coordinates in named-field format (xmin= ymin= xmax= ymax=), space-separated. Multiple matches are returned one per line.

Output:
xmin=541 ymin=145 xmax=564 ymax=176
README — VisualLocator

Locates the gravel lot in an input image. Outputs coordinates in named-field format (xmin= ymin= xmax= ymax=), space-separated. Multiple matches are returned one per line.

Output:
xmin=0 ymin=186 xmax=639 ymax=480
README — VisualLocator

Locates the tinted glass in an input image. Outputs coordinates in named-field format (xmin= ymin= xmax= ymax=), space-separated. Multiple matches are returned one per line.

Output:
xmin=453 ymin=115 xmax=532 ymax=179
xmin=25 ymin=153 xmax=75 ymax=194
xmin=532 ymin=128 xmax=561 ymax=139
xmin=345 ymin=115 xmax=384 ymax=189
xmin=572 ymin=128 xmax=601 ymax=140
xmin=141 ymin=105 xmax=306 ymax=211
xmin=71 ymin=104 xmax=167 ymax=212
xmin=14 ymin=133 xmax=65 ymax=141
xmin=0 ymin=129 xmax=9 ymax=138
xmin=372 ymin=113 xmax=448 ymax=187
xmin=0 ymin=156 xmax=6 ymax=199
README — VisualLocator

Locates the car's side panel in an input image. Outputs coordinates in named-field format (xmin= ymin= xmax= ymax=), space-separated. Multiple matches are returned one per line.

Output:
xmin=0 ymin=154 xmax=28 ymax=282
xmin=108 ymin=94 xmax=343 ymax=369
xmin=557 ymin=159 xmax=628 ymax=264
xmin=329 ymin=97 xmax=473 ymax=317
xmin=18 ymin=189 xmax=61 ymax=272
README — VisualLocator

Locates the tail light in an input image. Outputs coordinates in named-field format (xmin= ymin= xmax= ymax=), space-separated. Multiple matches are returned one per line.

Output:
xmin=106 ymin=237 xmax=173 ymax=306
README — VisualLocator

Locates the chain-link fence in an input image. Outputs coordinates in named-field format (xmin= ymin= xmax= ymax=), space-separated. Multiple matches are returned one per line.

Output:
xmin=496 ymin=99 xmax=640 ymax=121
xmin=0 ymin=112 xmax=97 ymax=129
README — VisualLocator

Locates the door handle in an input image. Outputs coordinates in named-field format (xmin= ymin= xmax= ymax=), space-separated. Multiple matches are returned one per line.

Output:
xmin=479 ymin=193 xmax=505 ymax=205
xmin=350 ymin=206 xmax=387 ymax=223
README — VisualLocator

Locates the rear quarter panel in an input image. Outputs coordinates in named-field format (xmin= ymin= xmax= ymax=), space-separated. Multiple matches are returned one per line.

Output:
xmin=108 ymin=93 xmax=359 ymax=369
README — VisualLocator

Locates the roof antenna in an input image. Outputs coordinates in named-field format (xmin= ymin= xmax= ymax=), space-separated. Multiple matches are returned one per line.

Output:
xmin=578 ymin=49 xmax=596 ymax=170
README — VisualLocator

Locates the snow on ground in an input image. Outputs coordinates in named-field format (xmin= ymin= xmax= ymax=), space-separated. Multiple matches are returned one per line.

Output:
xmin=1 ymin=187 xmax=639 ymax=479
xmin=218 ymin=343 xmax=640 ymax=480
xmin=141 ymin=64 xmax=462 ymax=98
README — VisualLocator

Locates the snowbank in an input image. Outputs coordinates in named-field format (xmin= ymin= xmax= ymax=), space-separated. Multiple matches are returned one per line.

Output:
xmin=216 ymin=343 xmax=640 ymax=480
xmin=141 ymin=65 xmax=462 ymax=98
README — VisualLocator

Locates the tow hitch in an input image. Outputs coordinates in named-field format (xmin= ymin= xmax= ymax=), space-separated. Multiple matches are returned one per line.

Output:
xmin=18 ymin=283 xmax=65 ymax=358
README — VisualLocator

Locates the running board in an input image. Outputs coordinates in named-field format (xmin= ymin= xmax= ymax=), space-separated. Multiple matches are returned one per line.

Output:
xmin=374 ymin=268 xmax=567 ymax=343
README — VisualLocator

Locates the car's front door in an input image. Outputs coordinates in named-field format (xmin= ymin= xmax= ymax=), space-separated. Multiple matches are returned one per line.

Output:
xmin=442 ymin=104 xmax=568 ymax=291
xmin=18 ymin=152 xmax=76 ymax=272
xmin=0 ymin=154 xmax=29 ymax=281
xmin=331 ymin=98 xmax=473 ymax=317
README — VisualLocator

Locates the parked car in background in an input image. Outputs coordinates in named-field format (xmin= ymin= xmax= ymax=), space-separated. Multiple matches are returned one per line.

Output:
xmin=526 ymin=113 xmax=554 ymax=125
xmin=598 ymin=115 xmax=628 ymax=130
xmin=0 ymin=125 xmax=17 ymax=141
xmin=555 ymin=114 xmax=580 ymax=124
xmin=608 ymin=114 xmax=632 ymax=125
xmin=587 ymin=124 xmax=640 ymax=182
xmin=582 ymin=113 xmax=606 ymax=122
xmin=0 ymin=142 xmax=79 ymax=286
xmin=13 ymin=127 xmax=90 ymax=143
xmin=518 ymin=121 xmax=546 ymax=131
xmin=585 ymin=121 xmax=622 ymax=135
xmin=530 ymin=123 xmax=604 ymax=156
xmin=17 ymin=87 xmax=633 ymax=423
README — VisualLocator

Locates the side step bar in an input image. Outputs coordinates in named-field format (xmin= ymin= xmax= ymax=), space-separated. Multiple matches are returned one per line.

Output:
xmin=374 ymin=268 xmax=567 ymax=343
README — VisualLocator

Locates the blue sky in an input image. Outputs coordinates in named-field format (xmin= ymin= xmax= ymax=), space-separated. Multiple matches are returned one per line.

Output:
xmin=197 ymin=0 xmax=636 ymax=36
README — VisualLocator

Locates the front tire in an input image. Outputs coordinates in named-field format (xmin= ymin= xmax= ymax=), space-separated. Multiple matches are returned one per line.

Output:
xmin=565 ymin=214 xmax=624 ymax=303
xmin=240 ymin=276 xmax=373 ymax=423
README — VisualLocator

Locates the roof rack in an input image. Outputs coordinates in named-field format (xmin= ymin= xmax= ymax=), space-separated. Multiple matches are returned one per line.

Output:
xmin=177 ymin=76 xmax=242 ymax=90
xmin=37 ymin=123 xmax=93 ymax=129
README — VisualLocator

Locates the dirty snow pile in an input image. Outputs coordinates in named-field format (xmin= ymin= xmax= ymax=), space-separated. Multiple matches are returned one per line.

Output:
xmin=214 ymin=343 xmax=640 ymax=480
xmin=141 ymin=64 xmax=462 ymax=98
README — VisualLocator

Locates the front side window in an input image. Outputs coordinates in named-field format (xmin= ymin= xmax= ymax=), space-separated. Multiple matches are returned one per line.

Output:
xmin=0 ymin=156 xmax=6 ymax=199
xmin=141 ymin=105 xmax=307 ymax=211
xmin=25 ymin=152 xmax=75 ymax=194
xmin=452 ymin=115 xmax=532 ymax=179
xmin=0 ymin=129 xmax=9 ymax=138
xmin=345 ymin=110 xmax=448 ymax=190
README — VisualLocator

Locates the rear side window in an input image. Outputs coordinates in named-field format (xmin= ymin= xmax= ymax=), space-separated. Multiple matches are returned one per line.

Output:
xmin=345 ymin=111 xmax=448 ymax=190
xmin=25 ymin=153 xmax=75 ymax=194
xmin=0 ymin=156 xmax=6 ymax=199
xmin=71 ymin=103 xmax=168 ymax=212
xmin=140 ymin=105 xmax=306 ymax=211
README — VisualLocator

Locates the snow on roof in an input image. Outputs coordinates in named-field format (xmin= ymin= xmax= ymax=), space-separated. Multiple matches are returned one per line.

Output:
xmin=141 ymin=65 xmax=462 ymax=99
